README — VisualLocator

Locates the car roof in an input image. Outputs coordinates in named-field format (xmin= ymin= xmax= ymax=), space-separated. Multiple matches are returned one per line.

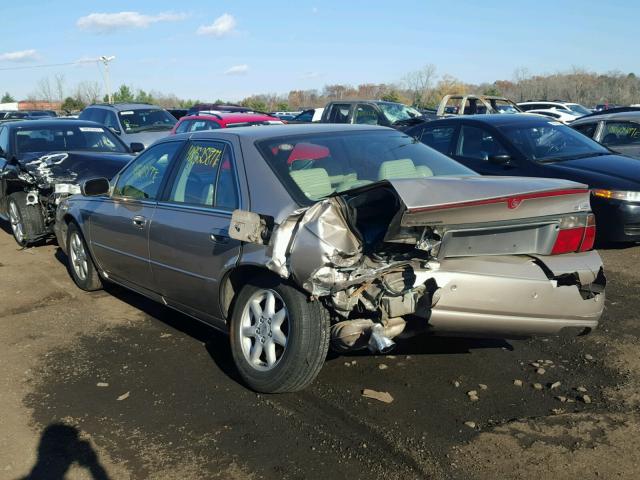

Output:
xmin=179 ymin=112 xmax=280 ymax=124
xmin=573 ymin=111 xmax=640 ymax=123
xmin=165 ymin=123 xmax=390 ymax=142
xmin=420 ymin=113 xmax=551 ymax=128
xmin=2 ymin=119 xmax=107 ymax=129
xmin=88 ymin=103 xmax=161 ymax=111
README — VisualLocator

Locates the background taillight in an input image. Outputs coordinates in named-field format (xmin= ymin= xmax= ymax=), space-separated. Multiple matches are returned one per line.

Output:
xmin=552 ymin=214 xmax=596 ymax=254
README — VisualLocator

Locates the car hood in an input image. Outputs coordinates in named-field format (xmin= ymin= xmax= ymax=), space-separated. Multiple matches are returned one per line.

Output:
xmin=543 ymin=154 xmax=640 ymax=188
xmin=19 ymin=151 xmax=133 ymax=185
xmin=123 ymin=129 xmax=172 ymax=148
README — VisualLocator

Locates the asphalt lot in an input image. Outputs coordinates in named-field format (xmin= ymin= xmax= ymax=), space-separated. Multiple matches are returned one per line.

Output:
xmin=1 ymin=222 xmax=639 ymax=480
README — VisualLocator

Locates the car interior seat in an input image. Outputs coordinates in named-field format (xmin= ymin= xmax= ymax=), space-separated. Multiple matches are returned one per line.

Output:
xmin=377 ymin=159 xmax=418 ymax=180
xmin=290 ymin=168 xmax=333 ymax=200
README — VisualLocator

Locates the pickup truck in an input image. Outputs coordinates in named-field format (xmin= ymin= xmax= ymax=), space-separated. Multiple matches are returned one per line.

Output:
xmin=320 ymin=100 xmax=432 ymax=130
xmin=436 ymin=94 xmax=522 ymax=116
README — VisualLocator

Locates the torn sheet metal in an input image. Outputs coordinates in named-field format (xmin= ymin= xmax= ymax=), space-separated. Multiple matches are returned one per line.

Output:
xmin=286 ymin=198 xmax=362 ymax=295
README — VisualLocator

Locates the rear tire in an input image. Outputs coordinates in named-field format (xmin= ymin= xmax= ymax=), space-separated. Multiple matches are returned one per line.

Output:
xmin=8 ymin=192 xmax=45 ymax=246
xmin=66 ymin=222 xmax=102 ymax=291
xmin=230 ymin=275 xmax=330 ymax=393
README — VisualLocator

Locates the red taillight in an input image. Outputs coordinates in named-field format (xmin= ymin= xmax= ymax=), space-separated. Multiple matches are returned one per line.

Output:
xmin=551 ymin=214 xmax=596 ymax=254
xmin=552 ymin=227 xmax=583 ymax=254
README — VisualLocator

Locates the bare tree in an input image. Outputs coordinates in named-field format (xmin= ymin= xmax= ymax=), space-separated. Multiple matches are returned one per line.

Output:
xmin=54 ymin=74 xmax=66 ymax=102
xmin=75 ymin=81 xmax=102 ymax=105
xmin=403 ymin=64 xmax=437 ymax=107
xmin=34 ymin=77 xmax=54 ymax=103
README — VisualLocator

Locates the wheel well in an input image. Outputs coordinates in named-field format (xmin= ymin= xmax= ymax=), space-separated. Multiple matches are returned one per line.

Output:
xmin=220 ymin=265 xmax=278 ymax=322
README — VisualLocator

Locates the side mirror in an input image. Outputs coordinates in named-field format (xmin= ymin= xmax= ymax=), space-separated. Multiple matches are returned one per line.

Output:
xmin=129 ymin=142 xmax=145 ymax=153
xmin=228 ymin=210 xmax=273 ymax=244
xmin=488 ymin=154 xmax=512 ymax=166
xmin=82 ymin=177 xmax=110 ymax=197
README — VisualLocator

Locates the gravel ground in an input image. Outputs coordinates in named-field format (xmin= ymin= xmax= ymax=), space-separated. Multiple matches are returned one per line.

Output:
xmin=0 ymin=223 xmax=639 ymax=480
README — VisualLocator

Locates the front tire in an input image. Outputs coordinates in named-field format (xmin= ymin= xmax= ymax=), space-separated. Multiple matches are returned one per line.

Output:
xmin=230 ymin=275 xmax=330 ymax=393
xmin=66 ymin=222 xmax=102 ymax=291
xmin=8 ymin=192 xmax=45 ymax=246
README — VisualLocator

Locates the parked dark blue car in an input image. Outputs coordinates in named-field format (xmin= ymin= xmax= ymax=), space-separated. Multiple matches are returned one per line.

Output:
xmin=407 ymin=114 xmax=640 ymax=242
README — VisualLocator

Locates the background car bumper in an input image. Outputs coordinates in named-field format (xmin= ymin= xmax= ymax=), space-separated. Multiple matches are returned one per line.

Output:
xmin=592 ymin=197 xmax=640 ymax=242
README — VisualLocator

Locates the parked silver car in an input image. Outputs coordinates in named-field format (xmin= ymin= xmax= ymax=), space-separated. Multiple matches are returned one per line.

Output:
xmin=54 ymin=124 xmax=605 ymax=393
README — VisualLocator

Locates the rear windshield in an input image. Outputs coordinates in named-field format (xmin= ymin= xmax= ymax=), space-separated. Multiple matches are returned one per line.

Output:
xmin=118 ymin=109 xmax=177 ymax=133
xmin=256 ymin=130 xmax=475 ymax=204
xmin=15 ymin=125 xmax=127 ymax=154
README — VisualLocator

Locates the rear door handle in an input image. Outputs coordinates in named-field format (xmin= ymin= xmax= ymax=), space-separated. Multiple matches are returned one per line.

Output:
xmin=210 ymin=228 xmax=229 ymax=244
xmin=132 ymin=215 xmax=147 ymax=228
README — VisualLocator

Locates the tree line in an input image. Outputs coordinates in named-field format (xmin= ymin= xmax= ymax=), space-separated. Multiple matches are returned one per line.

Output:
xmin=2 ymin=66 xmax=639 ymax=113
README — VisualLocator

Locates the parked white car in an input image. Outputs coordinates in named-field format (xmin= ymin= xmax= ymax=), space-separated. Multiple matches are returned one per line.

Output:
xmin=525 ymin=109 xmax=580 ymax=124
xmin=517 ymin=101 xmax=591 ymax=117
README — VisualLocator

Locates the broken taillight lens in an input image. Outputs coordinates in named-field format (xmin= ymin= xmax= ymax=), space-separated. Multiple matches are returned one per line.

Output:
xmin=551 ymin=214 xmax=596 ymax=255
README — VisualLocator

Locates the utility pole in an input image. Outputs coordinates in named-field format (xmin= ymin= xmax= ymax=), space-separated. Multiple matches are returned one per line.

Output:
xmin=99 ymin=55 xmax=116 ymax=104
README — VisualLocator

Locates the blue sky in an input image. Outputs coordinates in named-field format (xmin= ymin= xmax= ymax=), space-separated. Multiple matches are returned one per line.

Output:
xmin=1 ymin=0 xmax=638 ymax=102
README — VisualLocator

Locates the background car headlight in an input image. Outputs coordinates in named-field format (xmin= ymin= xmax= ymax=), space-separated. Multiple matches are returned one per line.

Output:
xmin=592 ymin=189 xmax=640 ymax=202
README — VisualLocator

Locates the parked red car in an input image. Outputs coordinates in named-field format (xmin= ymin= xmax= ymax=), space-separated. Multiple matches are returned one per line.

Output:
xmin=170 ymin=112 xmax=284 ymax=134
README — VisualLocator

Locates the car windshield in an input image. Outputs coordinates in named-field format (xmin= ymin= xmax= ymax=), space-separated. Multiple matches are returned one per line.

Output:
xmin=15 ymin=125 xmax=127 ymax=154
xmin=377 ymin=103 xmax=422 ymax=123
xmin=566 ymin=104 xmax=592 ymax=116
xmin=118 ymin=109 xmax=176 ymax=133
xmin=256 ymin=130 xmax=476 ymax=203
xmin=498 ymin=121 xmax=610 ymax=163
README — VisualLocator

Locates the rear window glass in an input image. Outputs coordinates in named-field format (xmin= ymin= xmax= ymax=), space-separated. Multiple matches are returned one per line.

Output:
xmin=256 ymin=130 xmax=475 ymax=204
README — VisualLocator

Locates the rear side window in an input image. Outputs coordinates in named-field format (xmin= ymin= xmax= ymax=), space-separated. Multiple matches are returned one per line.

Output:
xmin=601 ymin=121 xmax=640 ymax=145
xmin=189 ymin=120 xmax=221 ymax=132
xmin=167 ymin=141 xmax=238 ymax=209
xmin=414 ymin=126 xmax=455 ymax=154
xmin=175 ymin=120 xmax=192 ymax=134
xmin=573 ymin=122 xmax=598 ymax=139
xmin=456 ymin=125 xmax=509 ymax=160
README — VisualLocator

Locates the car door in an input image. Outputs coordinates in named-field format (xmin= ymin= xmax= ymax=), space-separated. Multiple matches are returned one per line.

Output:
xmin=89 ymin=141 xmax=183 ymax=292
xmin=148 ymin=139 xmax=243 ymax=325
xmin=451 ymin=123 xmax=525 ymax=175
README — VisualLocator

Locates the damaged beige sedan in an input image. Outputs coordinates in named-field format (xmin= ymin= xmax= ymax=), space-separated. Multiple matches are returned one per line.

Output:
xmin=56 ymin=125 xmax=605 ymax=393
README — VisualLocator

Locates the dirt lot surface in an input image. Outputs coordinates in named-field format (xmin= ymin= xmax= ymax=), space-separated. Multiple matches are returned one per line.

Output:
xmin=1 ymin=223 xmax=639 ymax=480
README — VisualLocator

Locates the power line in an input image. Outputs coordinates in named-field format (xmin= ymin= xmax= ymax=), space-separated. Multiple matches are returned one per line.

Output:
xmin=0 ymin=58 xmax=99 ymax=71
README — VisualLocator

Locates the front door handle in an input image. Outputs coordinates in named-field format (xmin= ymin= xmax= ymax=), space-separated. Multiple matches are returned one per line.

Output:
xmin=132 ymin=215 xmax=147 ymax=228
xmin=210 ymin=228 xmax=229 ymax=244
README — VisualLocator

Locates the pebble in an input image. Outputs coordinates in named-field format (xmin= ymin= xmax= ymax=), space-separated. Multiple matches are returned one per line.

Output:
xmin=550 ymin=381 xmax=562 ymax=390
xmin=576 ymin=386 xmax=588 ymax=393
xmin=351 ymin=360 xmax=357 ymax=365
xmin=478 ymin=384 xmax=488 ymax=390
xmin=116 ymin=391 xmax=130 ymax=401
xmin=551 ymin=408 xmax=564 ymax=415
xmin=581 ymin=394 xmax=592 ymax=404
xmin=533 ymin=383 xmax=544 ymax=390
xmin=544 ymin=360 xmax=554 ymax=365
xmin=536 ymin=368 xmax=546 ymax=375
xmin=555 ymin=395 xmax=567 ymax=402
xmin=464 ymin=421 xmax=476 ymax=429
xmin=467 ymin=390 xmax=478 ymax=397
xmin=378 ymin=364 xmax=388 ymax=370
xmin=453 ymin=381 xmax=461 ymax=388
xmin=96 ymin=382 xmax=109 ymax=388
xmin=513 ymin=379 xmax=523 ymax=387
xmin=531 ymin=362 xmax=541 ymax=368
xmin=344 ymin=362 xmax=351 ymax=367
xmin=585 ymin=354 xmax=594 ymax=361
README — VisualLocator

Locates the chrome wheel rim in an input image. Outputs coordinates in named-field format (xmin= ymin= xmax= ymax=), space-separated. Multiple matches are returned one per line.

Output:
xmin=239 ymin=289 xmax=289 ymax=371
xmin=8 ymin=201 xmax=24 ymax=243
xmin=69 ymin=232 xmax=88 ymax=281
